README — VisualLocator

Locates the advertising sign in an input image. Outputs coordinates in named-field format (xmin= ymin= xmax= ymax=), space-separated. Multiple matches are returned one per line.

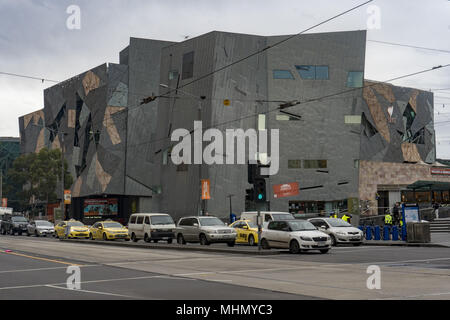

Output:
xmin=273 ymin=182 xmax=299 ymax=199
xmin=1 ymin=198 xmax=7 ymax=207
xmin=201 ymin=179 xmax=211 ymax=200
xmin=83 ymin=199 xmax=118 ymax=217
xmin=0 ymin=207 xmax=13 ymax=214
xmin=64 ymin=190 xmax=71 ymax=204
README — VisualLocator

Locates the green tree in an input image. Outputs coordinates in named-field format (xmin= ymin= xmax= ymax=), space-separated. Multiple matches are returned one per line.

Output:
xmin=6 ymin=148 xmax=73 ymax=216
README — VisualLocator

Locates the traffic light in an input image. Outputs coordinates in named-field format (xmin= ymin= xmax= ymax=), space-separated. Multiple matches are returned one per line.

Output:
xmin=245 ymin=188 xmax=254 ymax=202
xmin=248 ymin=163 xmax=257 ymax=184
xmin=254 ymin=178 xmax=266 ymax=203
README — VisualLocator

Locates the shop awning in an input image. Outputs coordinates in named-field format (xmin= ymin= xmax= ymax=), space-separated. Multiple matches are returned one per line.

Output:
xmin=406 ymin=180 xmax=450 ymax=191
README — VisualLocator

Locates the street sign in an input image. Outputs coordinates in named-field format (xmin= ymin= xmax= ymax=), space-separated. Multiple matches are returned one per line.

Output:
xmin=273 ymin=182 xmax=299 ymax=198
xmin=1 ymin=198 xmax=7 ymax=207
xmin=201 ymin=179 xmax=210 ymax=200
xmin=64 ymin=190 xmax=71 ymax=204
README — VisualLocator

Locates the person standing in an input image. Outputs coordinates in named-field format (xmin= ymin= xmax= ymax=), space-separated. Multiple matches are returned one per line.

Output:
xmin=433 ymin=202 xmax=440 ymax=220
xmin=392 ymin=203 xmax=400 ymax=225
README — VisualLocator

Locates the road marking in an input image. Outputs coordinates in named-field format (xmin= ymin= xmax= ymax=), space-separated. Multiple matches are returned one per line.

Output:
xmin=2 ymin=251 xmax=82 ymax=266
xmin=45 ymin=285 xmax=141 ymax=299
xmin=366 ymin=257 xmax=450 ymax=265
xmin=0 ymin=265 xmax=96 ymax=274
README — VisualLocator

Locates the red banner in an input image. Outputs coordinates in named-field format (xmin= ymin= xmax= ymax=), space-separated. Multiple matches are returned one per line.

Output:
xmin=273 ymin=182 xmax=299 ymax=199
xmin=430 ymin=168 xmax=450 ymax=175
xmin=1 ymin=198 xmax=7 ymax=207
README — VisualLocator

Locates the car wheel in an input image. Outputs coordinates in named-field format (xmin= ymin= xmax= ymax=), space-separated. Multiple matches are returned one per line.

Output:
xmin=144 ymin=233 xmax=151 ymax=243
xmin=89 ymin=233 xmax=94 ymax=240
xmin=167 ymin=239 xmax=173 ymax=244
xmin=248 ymin=235 xmax=255 ymax=246
xmin=261 ymin=238 xmax=270 ymax=250
xmin=9 ymin=229 xmax=14 ymax=236
xmin=0 ymin=228 xmax=4 ymax=235
xmin=131 ymin=233 xmax=138 ymax=242
xmin=289 ymin=240 xmax=300 ymax=254
xmin=35 ymin=231 xmax=39 ymax=237
xmin=177 ymin=234 xmax=186 ymax=245
xmin=153 ymin=239 xmax=159 ymax=243
xmin=330 ymin=235 xmax=337 ymax=247
xmin=26 ymin=231 xmax=30 ymax=237
xmin=199 ymin=234 xmax=209 ymax=246
xmin=54 ymin=232 xmax=59 ymax=239
xmin=227 ymin=241 xmax=235 ymax=247
xmin=103 ymin=233 xmax=108 ymax=241
xmin=320 ymin=249 xmax=330 ymax=254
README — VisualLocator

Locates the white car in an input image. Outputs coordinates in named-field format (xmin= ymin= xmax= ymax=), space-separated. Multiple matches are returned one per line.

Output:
xmin=308 ymin=218 xmax=364 ymax=246
xmin=260 ymin=220 xmax=331 ymax=254
xmin=26 ymin=220 xmax=55 ymax=237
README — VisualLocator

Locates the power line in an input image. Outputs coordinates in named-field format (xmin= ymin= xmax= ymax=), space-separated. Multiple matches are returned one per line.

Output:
xmin=140 ymin=0 xmax=374 ymax=106
xmin=367 ymin=40 xmax=450 ymax=54
xmin=0 ymin=71 xmax=59 ymax=83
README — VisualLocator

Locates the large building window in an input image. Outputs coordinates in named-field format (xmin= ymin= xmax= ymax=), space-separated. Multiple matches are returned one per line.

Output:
xmin=182 ymin=51 xmax=194 ymax=80
xmin=346 ymin=71 xmax=363 ymax=88
xmin=295 ymin=65 xmax=329 ymax=80
xmin=303 ymin=160 xmax=327 ymax=169
xmin=288 ymin=160 xmax=302 ymax=168
xmin=273 ymin=70 xmax=294 ymax=79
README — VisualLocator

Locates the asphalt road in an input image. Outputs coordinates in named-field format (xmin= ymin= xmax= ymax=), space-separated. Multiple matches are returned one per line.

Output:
xmin=1 ymin=235 xmax=449 ymax=300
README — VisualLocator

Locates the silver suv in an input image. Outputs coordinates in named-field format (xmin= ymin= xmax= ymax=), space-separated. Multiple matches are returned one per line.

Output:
xmin=176 ymin=216 xmax=237 ymax=246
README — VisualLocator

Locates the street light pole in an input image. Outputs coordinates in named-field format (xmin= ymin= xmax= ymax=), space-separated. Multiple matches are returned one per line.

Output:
xmin=60 ymin=131 xmax=65 ymax=220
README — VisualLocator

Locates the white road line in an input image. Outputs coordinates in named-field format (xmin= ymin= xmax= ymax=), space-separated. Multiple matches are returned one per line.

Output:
xmin=45 ymin=285 xmax=140 ymax=299
xmin=365 ymin=257 xmax=450 ymax=265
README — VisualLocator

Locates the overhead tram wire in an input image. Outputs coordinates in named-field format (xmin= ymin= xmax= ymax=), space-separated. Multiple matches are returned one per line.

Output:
xmin=367 ymin=40 xmax=450 ymax=54
xmin=139 ymin=0 xmax=374 ymax=106
xmin=115 ymin=63 xmax=450 ymax=152
xmin=0 ymin=71 xmax=59 ymax=83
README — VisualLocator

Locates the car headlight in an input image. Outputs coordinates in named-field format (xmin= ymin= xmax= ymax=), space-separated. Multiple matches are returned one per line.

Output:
xmin=336 ymin=232 xmax=346 ymax=236
xmin=300 ymin=236 xmax=312 ymax=241
xmin=208 ymin=230 xmax=218 ymax=234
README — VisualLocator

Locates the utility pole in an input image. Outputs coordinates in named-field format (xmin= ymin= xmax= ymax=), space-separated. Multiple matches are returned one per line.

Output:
xmin=60 ymin=131 xmax=65 ymax=220
xmin=227 ymin=194 xmax=234 ymax=223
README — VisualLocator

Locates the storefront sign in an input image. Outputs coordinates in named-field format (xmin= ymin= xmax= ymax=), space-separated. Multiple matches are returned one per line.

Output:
xmin=273 ymin=182 xmax=299 ymax=198
xmin=83 ymin=199 xmax=118 ymax=216
xmin=64 ymin=190 xmax=71 ymax=204
xmin=430 ymin=167 xmax=450 ymax=175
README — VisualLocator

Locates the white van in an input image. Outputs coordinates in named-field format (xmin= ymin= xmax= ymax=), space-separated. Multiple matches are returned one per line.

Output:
xmin=240 ymin=211 xmax=294 ymax=229
xmin=128 ymin=213 xmax=176 ymax=243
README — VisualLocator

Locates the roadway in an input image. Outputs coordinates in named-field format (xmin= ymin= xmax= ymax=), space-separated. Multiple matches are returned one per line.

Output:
xmin=0 ymin=235 xmax=449 ymax=300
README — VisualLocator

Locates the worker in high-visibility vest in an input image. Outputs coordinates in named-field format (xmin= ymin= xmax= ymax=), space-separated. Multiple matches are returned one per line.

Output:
xmin=384 ymin=213 xmax=393 ymax=226
xmin=342 ymin=214 xmax=351 ymax=223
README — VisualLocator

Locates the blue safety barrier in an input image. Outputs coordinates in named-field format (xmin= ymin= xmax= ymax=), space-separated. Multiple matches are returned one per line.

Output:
xmin=401 ymin=226 xmax=407 ymax=241
xmin=391 ymin=226 xmax=399 ymax=241
xmin=365 ymin=226 xmax=372 ymax=240
xmin=374 ymin=226 xmax=381 ymax=240
xmin=383 ymin=226 xmax=390 ymax=240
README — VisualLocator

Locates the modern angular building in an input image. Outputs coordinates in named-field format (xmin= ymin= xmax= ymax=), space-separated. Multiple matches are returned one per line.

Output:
xmin=19 ymin=29 xmax=449 ymax=222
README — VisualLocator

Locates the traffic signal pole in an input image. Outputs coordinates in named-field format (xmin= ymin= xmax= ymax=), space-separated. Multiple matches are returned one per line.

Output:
xmin=257 ymin=210 xmax=261 ymax=251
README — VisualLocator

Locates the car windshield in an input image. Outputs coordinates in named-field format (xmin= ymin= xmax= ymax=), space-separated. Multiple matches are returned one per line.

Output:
xmin=247 ymin=222 xmax=258 ymax=228
xmin=103 ymin=222 xmax=123 ymax=228
xmin=12 ymin=217 xmax=27 ymax=222
xmin=36 ymin=221 xmax=53 ymax=227
xmin=151 ymin=215 xmax=174 ymax=225
xmin=288 ymin=220 xmax=317 ymax=231
xmin=199 ymin=217 xmax=225 ymax=226
xmin=327 ymin=219 xmax=352 ymax=227
xmin=272 ymin=213 xmax=294 ymax=221
xmin=67 ymin=221 xmax=84 ymax=227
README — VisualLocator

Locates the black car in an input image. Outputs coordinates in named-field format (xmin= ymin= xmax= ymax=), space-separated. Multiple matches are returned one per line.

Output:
xmin=0 ymin=215 xmax=29 ymax=235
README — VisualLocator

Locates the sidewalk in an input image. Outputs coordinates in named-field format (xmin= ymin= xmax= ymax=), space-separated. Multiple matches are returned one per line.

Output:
xmin=363 ymin=233 xmax=450 ymax=248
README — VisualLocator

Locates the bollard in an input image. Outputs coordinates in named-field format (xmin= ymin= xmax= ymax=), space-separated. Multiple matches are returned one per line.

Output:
xmin=383 ymin=226 xmax=390 ymax=240
xmin=365 ymin=226 xmax=372 ymax=240
xmin=374 ymin=226 xmax=381 ymax=240
xmin=391 ymin=226 xmax=399 ymax=241
xmin=401 ymin=225 xmax=407 ymax=241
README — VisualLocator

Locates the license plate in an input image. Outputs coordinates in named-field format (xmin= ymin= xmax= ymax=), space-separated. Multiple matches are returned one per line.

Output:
xmin=317 ymin=241 xmax=326 ymax=246
xmin=351 ymin=237 xmax=360 ymax=240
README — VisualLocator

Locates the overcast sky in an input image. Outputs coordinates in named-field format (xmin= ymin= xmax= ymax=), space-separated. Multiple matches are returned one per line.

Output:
xmin=1 ymin=0 xmax=449 ymax=155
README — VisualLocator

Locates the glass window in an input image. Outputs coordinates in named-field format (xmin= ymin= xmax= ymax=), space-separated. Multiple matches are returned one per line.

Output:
xmin=199 ymin=217 xmax=224 ymax=226
xmin=273 ymin=70 xmax=294 ymax=79
xmin=347 ymin=71 xmax=364 ymax=88
xmin=315 ymin=66 xmax=329 ymax=80
xmin=295 ymin=65 xmax=315 ymax=79
xmin=288 ymin=160 xmax=302 ymax=169
xmin=345 ymin=115 xmax=362 ymax=124
xmin=144 ymin=216 xmax=150 ymax=225
xmin=182 ymin=51 xmax=194 ymax=80
xmin=169 ymin=70 xmax=179 ymax=80
xmin=303 ymin=160 xmax=327 ymax=169
xmin=129 ymin=215 xmax=137 ymax=224
xmin=258 ymin=114 xmax=266 ymax=131
xmin=136 ymin=216 xmax=144 ymax=224
xmin=151 ymin=215 xmax=174 ymax=225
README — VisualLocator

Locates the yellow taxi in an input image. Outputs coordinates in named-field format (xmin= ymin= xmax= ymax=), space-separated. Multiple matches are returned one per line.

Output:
xmin=229 ymin=220 xmax=259 ymax=246
xmin=54 ymin=219 xmax=90 ymax=239
xmin=89 ymin=220 xmax=130 ymax=241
